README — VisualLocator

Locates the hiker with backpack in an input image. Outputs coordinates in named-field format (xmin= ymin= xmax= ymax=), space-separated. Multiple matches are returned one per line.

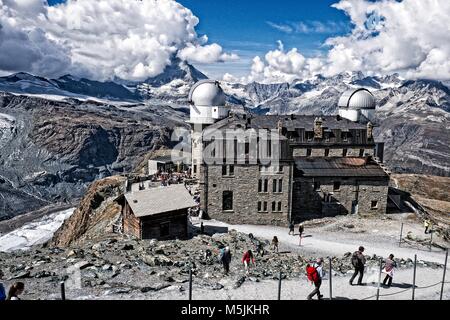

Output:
xmin=0 ymin=269 xmax=6 ymax=301
xmin=349 ymin=246 xmax=366 ymax=286
xmin=219 ymin=246 xmax=232 ymax=275
xmin=271 ymin=236 xmax=279 ymax=253
xmin=242 ymin=250 xmax=256 ymax=275
xmin=306 ymin=258 xmax=324 ymax=300
xmin=382 ymin=254 xmax=397 ymax=288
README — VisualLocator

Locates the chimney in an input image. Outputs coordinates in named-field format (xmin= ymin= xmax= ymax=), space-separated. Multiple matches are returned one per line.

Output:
xmin=314 ymin=117 xmax=323 ymax=139
xmin=367 ymin=121 xmax=373 ymax=139
xmin=277 ymin=119 xmax=283 ymax=134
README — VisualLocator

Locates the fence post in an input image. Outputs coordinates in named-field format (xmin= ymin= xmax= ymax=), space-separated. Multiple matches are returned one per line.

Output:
xmin=188 ymin=267 xmax=193 ymax=301
xmin=60 ymin=281 xmax=66 ymax=301
xmin=329 ymin=257 xmax=333 ymax=300
xmin=376 ymin=258 xmax=383 ymax=300
xmin=399 ymin=222 xmax=404 ymax=247
xmin=429 ymin=227 xmax=433 ymax=251
xmin=440 ymin=249 xmax=448 ymax=300
xmin=278 ymin=271 xmax=282 ymax=300
xmin=412 ymin=254 xmax=417 ymax=300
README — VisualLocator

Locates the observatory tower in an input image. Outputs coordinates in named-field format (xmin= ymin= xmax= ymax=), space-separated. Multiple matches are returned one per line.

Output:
xmin=188 ymin=80 xmax=228 ymax=178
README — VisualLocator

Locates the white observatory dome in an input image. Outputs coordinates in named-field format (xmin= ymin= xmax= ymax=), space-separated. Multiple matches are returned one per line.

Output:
xmin=188 ymin=80 xmax=229 ymax=125
xmin=338 ymin=88 xmax=376 ymax=122
xmin=338 ymin=88 xmax=376 ymax=110
xmin=189 ymin=79 xmax=226 ymax=107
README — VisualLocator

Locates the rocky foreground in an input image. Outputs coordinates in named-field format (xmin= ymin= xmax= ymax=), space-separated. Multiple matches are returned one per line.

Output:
xmin=0 ymin=230 xmax=445 ymax=300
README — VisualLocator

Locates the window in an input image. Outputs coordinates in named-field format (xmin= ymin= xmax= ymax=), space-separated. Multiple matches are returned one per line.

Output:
xmin=258 ymin=201 xmax=262 ymax=212
xmin=223 ymin=191 xmax=233 ymax=211
xmin=325 ymin=133 xmax=330 ymax=142
xmin=314 ymin=181 xmax=320 ymax=191
xmin=278 ymin=179 xmax=283 ymax=192
xmin=307 ymin=148 xmax=312 ymax=157
xmin=325 ymin=149 xmax=330 ymax=157
xmin=278 ymin=165 xmax=284 ymax=173
xmin=272 ymin=201 xmax=276 ymax=212
xmin=160 ymin=222 xmax=170 ymax=237
xmin=273 ymin=179 xmax=277 ymax=193
xmin=258 ymin=179 xmax=262 ymax=192
xmin=307 ymin=132 xmax=313 ymax=142
xmin=222 ymin=165 xmax=234 ymax=176
xmin=342 ymin=132 xmax=348 ymax=142
xmin=222 ymin=165 xmax=227 ymax=176
xmin=264 ymin=179 xmax=268 ymax=192
xmin=277 ymin=202 xmax=282 ymax=212
xmin=371 ymin=200 xmax=378 ymax=209
xmin=229 ymin=165 xmax=234 ymax=176
xmin=263 ymin=201 xmax=267 ymax=212
xmin=333 ymin=181 xmax=341 ymax=191
xmin=343 ymin=148 xmax=347 ymax=157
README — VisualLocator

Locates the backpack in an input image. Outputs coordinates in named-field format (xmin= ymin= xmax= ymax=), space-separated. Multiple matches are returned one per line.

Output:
xmin=351 ymin=252 xmax=360 ymax=267
xmin=306 ymin=263 xmax=319 ymax=282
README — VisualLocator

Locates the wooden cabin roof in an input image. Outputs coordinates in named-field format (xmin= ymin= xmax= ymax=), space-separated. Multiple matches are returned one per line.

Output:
xmin=125 ymin=184 xmax=197 ymax=218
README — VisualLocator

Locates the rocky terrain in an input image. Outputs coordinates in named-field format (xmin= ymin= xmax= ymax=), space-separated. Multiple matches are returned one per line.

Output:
xmin=0 ymin=228 xmax=445 ymax=300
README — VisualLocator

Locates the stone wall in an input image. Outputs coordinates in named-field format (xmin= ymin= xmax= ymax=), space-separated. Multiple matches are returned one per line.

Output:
xmin=292 ymin=177 xmax=389 ymax=221
xmin=204 ymin=163 xmax=293 ymax=226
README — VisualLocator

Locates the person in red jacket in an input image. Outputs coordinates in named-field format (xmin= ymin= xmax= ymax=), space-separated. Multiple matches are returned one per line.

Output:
xmin=242 ymin=250 xmax=256 ymax=275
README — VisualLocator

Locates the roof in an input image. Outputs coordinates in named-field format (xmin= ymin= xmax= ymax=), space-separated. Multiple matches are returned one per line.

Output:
xmin=338 ymin=88 xmax=376 ymax=110
xmin=125 ymin=184 xmax=197 ymax=218
xmin=207 ymin=114 xmax=368 ymax=132
xmin=294 ymin=157 xmax=389 ymax=177
xmin=149 ymin=155 xmax=186 ymax=164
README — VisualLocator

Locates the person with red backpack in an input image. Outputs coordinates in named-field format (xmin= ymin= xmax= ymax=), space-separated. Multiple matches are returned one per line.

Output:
xmin=306 ymin=258 xmax=324 ymax=300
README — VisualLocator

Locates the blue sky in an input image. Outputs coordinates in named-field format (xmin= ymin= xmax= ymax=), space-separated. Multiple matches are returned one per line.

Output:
xmin=47 ymin=0 xmax=351 ymax=78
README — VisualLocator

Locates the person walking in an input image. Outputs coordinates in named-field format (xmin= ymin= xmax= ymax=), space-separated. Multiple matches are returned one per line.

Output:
xmin=0 ymin=269 xmax=6 ymax=301
xmin=242 ymin=250 xmax=256 ymax=275
xmin=288 ymin=221 xmax=295 ymax=235
xmin=382 ymin=254 xmax=397 ymax=288
xmin=219 ymin=247 xmax=232 ymax=275
xmin=349 ymin=246 xmax=366 ymax=286
xmin=7 ymin=282 xmax=24 ymax=300
xmin=298 ymin=223 xmax=304 ymax=237
xmin=306 ymin=258 xmax=324 ymax=300
xmin=271 ymin=236 xmax=279 ymax=253
xmin=424 ymin=219 xmax=431 ymax=234
xmin=200 ymin=222 xmax=205 ymax=234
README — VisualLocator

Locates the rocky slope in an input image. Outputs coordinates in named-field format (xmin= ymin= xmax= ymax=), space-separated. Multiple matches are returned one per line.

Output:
xmin=0 ymin=93 xmax=187 ymax=220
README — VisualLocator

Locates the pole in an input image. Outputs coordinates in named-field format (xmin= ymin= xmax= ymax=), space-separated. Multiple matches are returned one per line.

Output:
xmin=399 ymin=222 xmax=404 ymax=247
xmin=329 ymin=257 xmax=333 ymax=300
xmin=412 ymin=254 xmax=417 ymax=300
xmin=440 ymin=249 xmax=448 ymax=300
xmin=278 ymin=271 xmax=282 ymax=300
xmin=376 ymin=258 xmax=382 ymax=300
xmin=429 ymin=226 xmax=433 ymax=251
xmin=60 ymin=281 xmax=66 ymax=301
xmin=188 ymin=267 xmax=193 ymax=301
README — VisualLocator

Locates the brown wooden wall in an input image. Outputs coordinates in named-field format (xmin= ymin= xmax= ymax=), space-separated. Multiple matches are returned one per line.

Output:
xmin=122 ymin=201 xmax=141 ymax=238
xmin=140 ymin=209 xmax=188 ymax=240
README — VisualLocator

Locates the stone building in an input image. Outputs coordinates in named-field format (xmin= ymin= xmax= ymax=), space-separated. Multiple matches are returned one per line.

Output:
xmin=188 ymin=82 xmax=390 ymax=226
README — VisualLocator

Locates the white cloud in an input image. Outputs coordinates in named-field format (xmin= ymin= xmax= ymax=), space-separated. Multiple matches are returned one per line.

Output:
xmin=267 ymin=20 xmax=349 ymax=34
xmin=244 ymin=0 xmax=450 ymax=83
xmin=0 ymin=0 xmax=238 ymax=81
xmin=178 ymin=43 xmax=239 ymax=64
